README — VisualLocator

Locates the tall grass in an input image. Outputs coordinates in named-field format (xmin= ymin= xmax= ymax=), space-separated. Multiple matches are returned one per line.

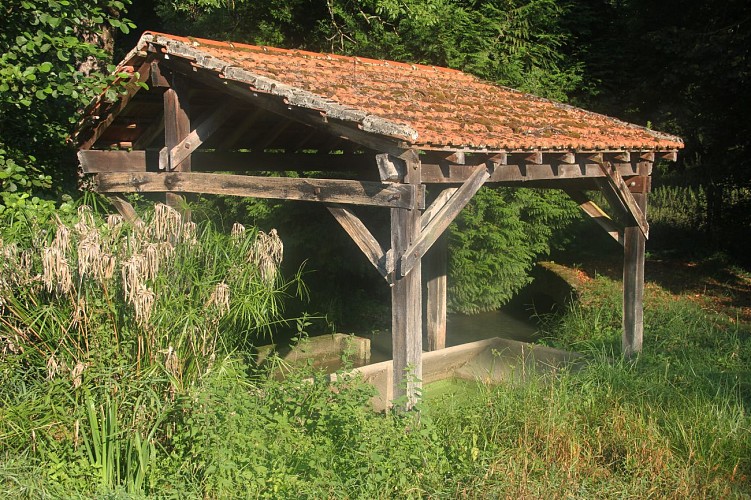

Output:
xmin=0 ymin=202 xmax=304 ymax=495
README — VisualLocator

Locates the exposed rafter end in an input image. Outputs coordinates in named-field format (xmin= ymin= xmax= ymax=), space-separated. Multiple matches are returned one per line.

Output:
xmin=660 ymin=151 xmax=678 ymax=162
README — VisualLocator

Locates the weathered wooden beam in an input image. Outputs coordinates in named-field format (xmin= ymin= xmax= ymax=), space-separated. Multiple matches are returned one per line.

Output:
xmin=421 ymin=187 xmax=458 ymax=229
xmin=591 ymin=155 xmax=649 ymax=238
xmin=421 ymin=160 xmax=650 ymax=184
xmin=327 ymin=204 xmax=393 ymax=281
xmin=79 ymin=150 xmax=378 ymax=173
xmin=391 ymin=151 xmax=422 ymax=410
xmin=169 ymin=100 xmax=236 ymax=169
xmin=426 ymin=220 xmax=448 ymax=352
xmin=162 ymin=75 xmax=191 ymax=211
xmin=94 ymin=172 xmax=423 ymax=209
xmin=106 ymin=195 xmax=142 ymax=225
xmin=623 ymin=192 xmax=647 ymax=357
xmin=566 ymin=190 xmax=624 ymax=245
xmin=376 ymin=154 xmax=406 ymax=182
xmin=400 ymin=165 xmax=489 ymax=277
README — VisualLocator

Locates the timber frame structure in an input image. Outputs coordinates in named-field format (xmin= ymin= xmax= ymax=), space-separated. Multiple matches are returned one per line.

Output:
xmin=74 ymin=33 xmax=683 ymax=408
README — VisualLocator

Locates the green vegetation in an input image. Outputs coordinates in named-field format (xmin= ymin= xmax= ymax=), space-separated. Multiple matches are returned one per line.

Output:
xmin=2 ymin=214 xmax=749 ymax=496
xmin=2 ymin=0 xmax=751 ymax=497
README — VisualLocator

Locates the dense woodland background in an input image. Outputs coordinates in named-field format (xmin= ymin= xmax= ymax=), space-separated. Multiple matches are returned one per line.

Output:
xmin=2 ymin=0 xmax=750 ymax=319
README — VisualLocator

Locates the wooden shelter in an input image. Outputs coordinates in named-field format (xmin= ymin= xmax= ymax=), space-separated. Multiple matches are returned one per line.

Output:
xmin=74 ymin=32 xmax=683 ymax=408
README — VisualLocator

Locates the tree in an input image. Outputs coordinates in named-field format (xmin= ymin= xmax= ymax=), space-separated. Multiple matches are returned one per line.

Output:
xmin=0 ymin=0 xmax=135 ymax=236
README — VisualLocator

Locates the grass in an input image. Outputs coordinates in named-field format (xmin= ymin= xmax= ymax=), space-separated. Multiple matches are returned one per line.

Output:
xmin=1 ymin=199 xmax=750 ymax=497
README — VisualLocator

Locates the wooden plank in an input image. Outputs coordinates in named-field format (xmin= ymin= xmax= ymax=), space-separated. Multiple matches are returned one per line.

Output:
xmin=400 ymin=165 xmax=489 ymax=277
xmin=390 ymin=153 xmax=422 ymax=410
xmin=170 ymin=101 xmax=236 ymax=170
xmin=421 ymin=161 xmax=648 ymax=184
xmin=79 ymin=150 xmax=147 ymax=173
xmin=566 ymin=190 xmax=624 ymax=245
xmin=162 ymin=76 xmax=191 ymax=212
xmin=421 ymin=187 xmax=458 ymax=229
xmin=79 ymin=150 xmax=377 ymax=173
xmin=94 ymin=172 xmax=422 ymax=209
xmin=623 ymin=192 xmax=647 ymax=357
xmin=592 ymin=157 xmax=649 ymax=238
xmin=106 ymin=195 xmax=142 ymax=225
xmin=426 ymin=228 xmax=447 ymax=351
xmin=327 ymin=205 xmax=392 ymax=281
xmin=376 ymin=154 xmax=405 ymax=181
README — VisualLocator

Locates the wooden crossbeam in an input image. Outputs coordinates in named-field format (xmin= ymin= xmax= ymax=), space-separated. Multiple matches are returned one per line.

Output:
xmin=167 ymin=100 xmax=237 ymax=170
xmin=590 ymin=155 xmax=649 ymax=238
xmin=565 ymin=190 xmax=624 ymax=245
xmin=327 ymin=205 xmax=393 ymax=281
xmin=399 ymin=165 xmax=490 ymax=277
xmin=94 ymin=172 xmax=422 ymax=209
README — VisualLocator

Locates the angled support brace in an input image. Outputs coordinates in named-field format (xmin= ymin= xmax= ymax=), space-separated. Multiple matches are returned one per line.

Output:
xmin=327 ymin=204 xmax=394 ymax=283
xmin=160 ymin=100 xmax=237 ymax=171
xmin=565 ymin=190 xmax=624 ymax=246
xmin=106 ymin=195 xmax=143 ymax=226
xmin=590 ymin=154 xmax=649 ymax=238
xmin=399 ymin=165 xmax=490 ymax=277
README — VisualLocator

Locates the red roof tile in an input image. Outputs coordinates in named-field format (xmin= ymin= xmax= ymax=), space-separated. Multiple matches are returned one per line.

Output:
xmin=101 ymin=32 xmax=685 ymax=152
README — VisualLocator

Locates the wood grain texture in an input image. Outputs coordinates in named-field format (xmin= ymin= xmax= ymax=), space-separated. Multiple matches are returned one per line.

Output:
xmin=623 ymin=192 xmax=647 ymax=357
xmin=426 ymin=232 xmax=447 ymax=351
xmin=94 ymin=172 xmax=422 ymax=209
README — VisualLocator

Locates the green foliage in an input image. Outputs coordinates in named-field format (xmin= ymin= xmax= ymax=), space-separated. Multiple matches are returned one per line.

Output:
xmin=155 ymin=0 xmax=582 ymax=99
xmin=0 ymin=0 xmax=134 ymax=231
xmin=449 ymin=187 xmax=579 ymax=314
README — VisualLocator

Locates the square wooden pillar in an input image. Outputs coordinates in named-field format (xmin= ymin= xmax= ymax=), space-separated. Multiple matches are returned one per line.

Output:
xmin=163 ymin=75 xmax=191 ymax=214
xmin=426 ymin=232 xmax=447 ymax=351
xmin=623 ymin=190 xmax=647 ymax=357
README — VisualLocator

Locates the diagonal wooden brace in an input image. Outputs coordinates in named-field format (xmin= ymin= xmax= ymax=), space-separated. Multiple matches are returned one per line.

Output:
xmin=591 ymin=154 xmax=649 ymax=238
xmin=327 ymin=204 xmax=394 ymax=283
xmin=398 ymin=165 xmax=490 ymax=277
xmin=565 ymin=190 xmax=624 ymax=245
xmin=160 ymin=100 xmax=237 ymax=171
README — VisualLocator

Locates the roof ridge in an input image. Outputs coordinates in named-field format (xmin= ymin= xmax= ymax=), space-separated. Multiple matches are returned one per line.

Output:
xmin=142 ymin=31 xmax=466 ymax=77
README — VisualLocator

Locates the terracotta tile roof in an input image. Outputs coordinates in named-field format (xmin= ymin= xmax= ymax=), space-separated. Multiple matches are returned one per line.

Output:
xmin=104 ymin=32 xmax=684 ymax=152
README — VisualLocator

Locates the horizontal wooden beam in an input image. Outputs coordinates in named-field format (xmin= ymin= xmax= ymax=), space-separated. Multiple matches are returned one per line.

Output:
xmin=421 ymin=160 xmax=652 ymax=184
xmin=399 ymin=165 xmax=489 ymax=277
xmin=79 ymin=150 xmax=378 ymax=173
xmin=327 ymin=205 xmax=393 ymax=281
xmin=93 ymin=172 xmax=423 ymax=209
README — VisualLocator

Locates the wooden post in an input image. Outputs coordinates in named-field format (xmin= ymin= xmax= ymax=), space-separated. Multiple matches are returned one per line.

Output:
xmin=426 ymin=232 xmax=447 ymax=351
xmin=391 ymin=152 xmax=422 ymax=409
xmin=163 ymin=76 xmax=191 ymax=213
xmin=623 ymin=190 xmax=647 ymax=357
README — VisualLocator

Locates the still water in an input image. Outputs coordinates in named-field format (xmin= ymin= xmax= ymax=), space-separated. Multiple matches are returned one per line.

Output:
xmin=367 ymin=307 xmax=540 ymax=363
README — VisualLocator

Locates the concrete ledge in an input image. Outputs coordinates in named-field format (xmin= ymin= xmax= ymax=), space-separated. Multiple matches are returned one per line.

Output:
xmin=337 ymin=337 xmax=580 ymax=411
